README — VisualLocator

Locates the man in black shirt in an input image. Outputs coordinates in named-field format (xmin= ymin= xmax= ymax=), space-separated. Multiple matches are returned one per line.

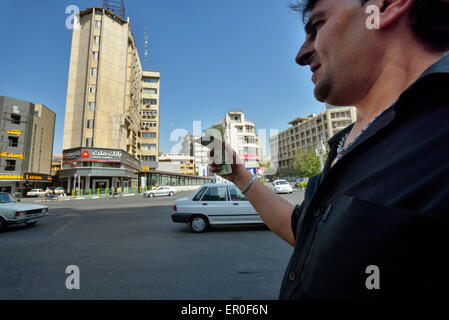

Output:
xmin=209 ymin=0 xmax=449 ymax=299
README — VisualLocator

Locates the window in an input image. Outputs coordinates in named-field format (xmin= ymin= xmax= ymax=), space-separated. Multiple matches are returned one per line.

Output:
xmin=5 ymin=160 xmax=16 ymax=171
xmin=89 ymin=85 xmax=96 ymax=93
xmin=90 ymin=68 xmax=97 ymax=77
xmin=94 ymin=36 xmax=100 ymax=45
xmin=200 ymin=186 xmax=227 ymax=201
xmin=141 ymin=110 xmax=157 ymax=117
xmin=8 ymin=136 xmax=18 ymax=147
xmin=141 ymin=122 xmax=157 ymax=128
xmin=141 ymin=144 xmax=156 ymax=150
xmin=93 ymin=51 xmax=99 ymax=60
xmin=86 ymin=138 xmax=93 ymax=147
xmin=11 ymin=114 xmax=21 ymax=124
xmin=95 ymin=21 xmax=102 ymax=29
xmin=88 ymin=102 xmax=96 ymax=111
xmin=142 ymin=77 xmax=159 ymax=83
xmin=193 ymin=187 xmax=208 ymax=201
xmin=143 ymin=99 xmax=157 ymax=105
xmin=87 ymin=120 xmax=94 ymax=129
xmin=142 ymin=132 xmax=156 ymax=138
xmin=143 ymin=88 xmax=157 ymax=94
xmin=141 ymin=155 xmax=156 ymax=161
xmin=229 ymin=186 xmax=247 ymax=201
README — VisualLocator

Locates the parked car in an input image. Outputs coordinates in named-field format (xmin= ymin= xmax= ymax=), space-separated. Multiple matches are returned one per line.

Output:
xmin=272 ymin=180 xmax=293 ymax=194
xmin=144 ymin=186 xmax=177 ymax=198
xmin=296 ymin=177 xmax=309 ymax=184
xmin=53 ymin=187 xmax=66 ymax=195
xmin=26 ymin=189 xmax=46 ymax=197
xmin=0 ymin=193 xmax=48 ymax=231
xmin=171 ymin=184 xmax=263 ymax=233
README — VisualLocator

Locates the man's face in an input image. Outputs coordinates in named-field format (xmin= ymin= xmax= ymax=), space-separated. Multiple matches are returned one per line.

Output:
xmin=296 ymin=0 xmax=382 ymax=106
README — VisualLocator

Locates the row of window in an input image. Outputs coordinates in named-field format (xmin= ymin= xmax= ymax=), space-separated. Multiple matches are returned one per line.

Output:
xmin=141 ymin=156 xmax=156 ymax=161
xmin=143 ymin=99 xmax=158 ymax=105
xmin=141 ymin=122 xmax=157 ymax=128
xmin=142 ymin=132 xmax=157 ymax=139
xmin=331 ymin=111 xmax=351 ymax=119
xmin=143 ymin=88 xmax=157 ymax=95
xmin=141 ymin=144 xmax=157 ymax=151
xmin=142 ymin=77 xmax=159 ymax=83
xmin=141 ymin=110 xmax=157 ymax=117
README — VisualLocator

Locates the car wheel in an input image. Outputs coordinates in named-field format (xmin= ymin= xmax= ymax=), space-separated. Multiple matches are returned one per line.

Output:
xmin=169 ymin=192 xmax=174 ymax=196
xmin=25 ymin=221 xmax=37 ymax=227
xmin=149 ymin=193 xmax=154 ymax=198
xmin=188 ymin=215 xmax=209 ymax=233
xmin=0 ymin=217 xmax=7 ymax=232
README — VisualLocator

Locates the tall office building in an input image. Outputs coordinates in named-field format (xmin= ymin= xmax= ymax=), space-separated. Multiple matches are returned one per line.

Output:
xmin=60 ymin=6 xmax=160 ymax=192
xmin=0 ymin=96 xmax=55 ymax=195
xmin=270 ymin=105 xmax=357 ymax=172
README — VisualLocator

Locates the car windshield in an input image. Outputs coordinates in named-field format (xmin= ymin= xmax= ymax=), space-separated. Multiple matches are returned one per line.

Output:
xmin=0 ymin=193 xmax=16 ymax=204
xmin=276 ymin=181 xmax=288 ymax=185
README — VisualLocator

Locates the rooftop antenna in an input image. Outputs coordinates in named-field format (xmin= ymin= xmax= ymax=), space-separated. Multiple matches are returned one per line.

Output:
xmin=103 ymin=0 xmax=126 ymax=20
xmin=144 ymin=25 xmax=150 ymax=67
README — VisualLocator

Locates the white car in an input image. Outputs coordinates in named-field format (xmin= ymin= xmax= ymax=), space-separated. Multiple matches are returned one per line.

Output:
xmin=144 ymin=186 xmax=177 ymax=198
xmin=171 ymin=184 xmax=263 ymax=233
xmin=26 ymin=189 xmax=46 ymax=197
xmin=0 ymin=193 xmax=48 ymax=231
xmin=272 ymin=180 xmax=293 ymax=194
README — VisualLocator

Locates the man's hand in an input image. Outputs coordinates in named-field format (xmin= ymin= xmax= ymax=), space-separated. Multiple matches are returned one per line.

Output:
xmin=208 ymin=141 xmax=252 ymax=188
xmin=207 ymin=141 xmax=296 ymax=247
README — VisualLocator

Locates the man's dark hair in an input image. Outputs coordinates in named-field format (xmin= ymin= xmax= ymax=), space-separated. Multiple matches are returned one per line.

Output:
xmin=290 ymin=0 xmax=449 ymax=51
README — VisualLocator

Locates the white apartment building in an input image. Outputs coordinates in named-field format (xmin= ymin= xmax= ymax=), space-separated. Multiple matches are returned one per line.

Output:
xmin=218 ymin=111 xmax=261 ymax=172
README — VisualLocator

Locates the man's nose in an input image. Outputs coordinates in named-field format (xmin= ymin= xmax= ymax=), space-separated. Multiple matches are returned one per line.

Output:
xmin=296 ymin=40 xmax=314 ymax=66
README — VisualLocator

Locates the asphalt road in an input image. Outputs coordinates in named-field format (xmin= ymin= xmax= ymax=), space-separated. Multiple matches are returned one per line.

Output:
xmin=0 ymin=189 xmax=304 ymax=300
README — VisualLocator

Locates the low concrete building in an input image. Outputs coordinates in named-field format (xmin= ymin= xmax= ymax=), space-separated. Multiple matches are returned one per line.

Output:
xmin=59 ymin=147 xmax=140 ymax=193
xmin=0 ymin=96 xmax=55 ymax=195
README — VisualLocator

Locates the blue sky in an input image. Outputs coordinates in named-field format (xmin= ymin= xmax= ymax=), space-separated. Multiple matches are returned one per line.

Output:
xmin=0 ymin=0 xmax=325 ymax=156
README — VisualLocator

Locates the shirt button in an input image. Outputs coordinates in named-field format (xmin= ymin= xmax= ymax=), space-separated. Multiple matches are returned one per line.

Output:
xmin=288 ymin=271 xmax=296 ymax=281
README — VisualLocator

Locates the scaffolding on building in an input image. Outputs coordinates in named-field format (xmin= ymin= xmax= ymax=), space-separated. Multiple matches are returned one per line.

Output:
xmin=103 ymin=0 xmax=126 ymax=20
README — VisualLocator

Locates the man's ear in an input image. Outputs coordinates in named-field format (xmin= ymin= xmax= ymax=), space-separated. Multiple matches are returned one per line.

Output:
xmin=377 ymin=0 xmax=414 ymax=29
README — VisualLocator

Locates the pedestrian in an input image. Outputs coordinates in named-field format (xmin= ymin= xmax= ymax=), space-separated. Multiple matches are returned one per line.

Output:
xmin=209 ymin=0 xmax=449 ymax=299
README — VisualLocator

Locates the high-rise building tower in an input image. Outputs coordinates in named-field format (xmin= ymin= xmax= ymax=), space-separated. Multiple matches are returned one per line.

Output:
xmin=61 ymin=7 xmax=161 ymax=192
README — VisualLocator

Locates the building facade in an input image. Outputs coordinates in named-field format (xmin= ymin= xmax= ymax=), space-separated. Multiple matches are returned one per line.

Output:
xmin=61 ymin=7 xmax=161 ymax=192
xmin=0 ymin=96 xmax=55 ymax=195
xmin=219 ymin=111 xmax=262 ymax=174
xmin=158 ymin=154 xmax=195 ymax=175
xmin=271 ymin=105 xmax=357 ymax=172
xmin=182 ymin=133 xmax=209 ymax=175
xmin=140 ymin=70 xmax=160 ymax=169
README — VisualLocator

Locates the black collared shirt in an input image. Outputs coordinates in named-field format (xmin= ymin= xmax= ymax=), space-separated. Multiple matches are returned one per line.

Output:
xmin=279 ymin=53 xmax=449 ymax=300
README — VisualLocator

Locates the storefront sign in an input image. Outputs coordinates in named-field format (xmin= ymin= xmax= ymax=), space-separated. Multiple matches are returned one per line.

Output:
xmin=1 ymin=152 xmax=24 ymax=160
xmin=63 ymin=147 xmax=141 ymax=170
xmin=0 ymin=174 xmax=23 ymax=180
xmin=141 ymin=166 xmax=150 ymax=172
xmin=25 ymin=173 xmax=53 ymax=181
xmin=7 ymin=129 xmax=21 ymax=136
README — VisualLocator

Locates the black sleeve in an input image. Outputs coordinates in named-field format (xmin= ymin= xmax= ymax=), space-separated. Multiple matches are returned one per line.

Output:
xmin=291 ymin=201 xmax=305 ymax=240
